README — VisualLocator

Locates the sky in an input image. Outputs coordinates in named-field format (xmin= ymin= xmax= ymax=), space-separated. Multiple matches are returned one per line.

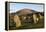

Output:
xmin=9 ymin=3 xmax=44 ymax=13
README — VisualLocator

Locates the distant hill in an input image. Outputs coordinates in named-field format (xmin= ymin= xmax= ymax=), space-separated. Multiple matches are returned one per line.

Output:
xmin=15 ymin=9 xmax=37 ymax=15
xmin=10 ymin=8 xmax=43 ymax=16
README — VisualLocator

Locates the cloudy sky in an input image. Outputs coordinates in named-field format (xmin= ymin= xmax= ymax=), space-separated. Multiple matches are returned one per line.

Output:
xmin=8 ymin=3 xmax=44 ymax=13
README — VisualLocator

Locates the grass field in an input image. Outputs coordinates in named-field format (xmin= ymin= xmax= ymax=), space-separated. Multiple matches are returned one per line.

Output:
xmin=9 ymin=18 xmax=44 ymax=30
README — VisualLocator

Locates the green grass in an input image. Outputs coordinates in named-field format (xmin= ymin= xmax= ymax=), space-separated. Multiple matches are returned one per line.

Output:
xmin=9 ymin=18 xmax=44 ymax=30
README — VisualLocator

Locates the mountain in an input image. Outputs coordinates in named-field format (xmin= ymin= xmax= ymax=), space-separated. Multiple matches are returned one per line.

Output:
xmin=15 ymin=8 xmax=37 ymax=15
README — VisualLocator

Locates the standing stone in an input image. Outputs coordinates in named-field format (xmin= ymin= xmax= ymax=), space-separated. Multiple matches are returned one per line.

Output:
xmin=33 ymin=14 xmax=37 ymax=24
xmin=14 ymin=15 xmax=21 ymax=28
